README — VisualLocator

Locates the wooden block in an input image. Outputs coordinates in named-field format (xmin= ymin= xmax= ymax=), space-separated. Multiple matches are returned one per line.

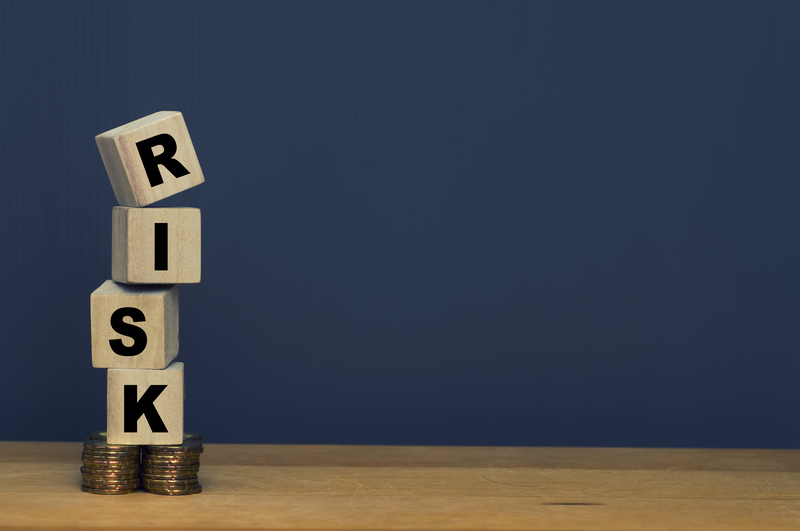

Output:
xmin=112 ymin=206 xmax=201 ymax=284
xmin=107 ymin=361 xmax=184 ymax=445
xmin=90 ymin=280 xmax=179 ymax=369
xmin=95 ymin=111 xmax=204 ymax=207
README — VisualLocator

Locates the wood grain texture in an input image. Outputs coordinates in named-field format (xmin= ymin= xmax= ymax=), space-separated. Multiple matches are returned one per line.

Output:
xmin=96 ymin=111 xmax=204 ymax=207
xmin=90 ymin=280 xmax=179 ymax=369
xmin=0 ymin=442 xmax=798 ymax=530
xmin=112 ymin=206 xmax=201 ymax=284
xmin=106 ymin=361 xmax=184 ymax=445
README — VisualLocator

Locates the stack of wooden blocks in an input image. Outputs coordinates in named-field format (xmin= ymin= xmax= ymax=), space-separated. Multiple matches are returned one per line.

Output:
xmin=91 ymin=111 xmax=204 ymax=446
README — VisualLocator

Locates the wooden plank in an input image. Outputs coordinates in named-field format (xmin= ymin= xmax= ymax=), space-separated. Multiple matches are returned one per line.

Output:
xmin=0 ymin=442 xmax=798 ymax=530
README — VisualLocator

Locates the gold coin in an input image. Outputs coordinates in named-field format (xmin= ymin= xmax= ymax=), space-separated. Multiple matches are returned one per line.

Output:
xmin=142 ymin=461 xmax=199 ymax=469
xmin=81 ymin=455 xmax=138 ymax=461
xmin=83 ymin=478 xmax=140 ymax=488
xmin=143 ymin=450 xmax=203 ymax=459
xmin=142 ymin=451 xmax=200 ymax=459
xmin=183 ymin=432 xmax=203 ymax=442
xmin=82 ymin=459 xmax=139 ymax=467
xmin=142 ymin=480 xmax=197 ymax=488
xmin=141 ymin=470 xmax=200 ymax=479
xmin=142 ymin=477 xmax=198 ymax=487
xmin=142 ymin=458 xmax=200 ymax=467
xmin=141 ymin=453 xmax=199 ymax=461
xmin=81 ymin=458 xmax=139 ymax=466
xmin=145 ymin=441 xmax=203 ymax=454
xmin=82 ymin=471 xmax=139 ymax=481
xmin=83 ymin=482 xmax=139 ymax=490
xmin=83 ymin=440 xmax=139 ymax=452
xmin=141 ymin=473 xmax=199 ymax=481
xmin=81 ymin=470 xmax=139 ymax=482
xmin=82 ymin=467 xmax=139 ymax=475
xmin=83 ymin=457 xmax=136 ymax=463
xmin=81 ymin=485 xmax=138 ymax=495
xmin=142 ymin=459 xmax=200 ymax=468
xmin=82 ymin=454 xmax=138 ymax=462
xmin=144 ymin=448 xmax=204 ymax=456
xmin=82 ymin=478 xmax=138 ymax=487
xmin=140 ymin=463 xmax=197 ymax=470
xmin=141 ymin=467 xmax=200 ymax=476
xmin=141 ymin=460 xmax=200 ymax=468
xmin=82 ymin=449 xmax=139 ymax=458
xmin=83 ymin=444 xmax=140 ymax=454
xmin=88 ymin=430 xmax=108 ymax=440
xmin=81 ymin=466 xmax=139 ymax=478
xmin=81 ymin=463 xmax=140 ymax=472
xmin=142 ymin=486 xmax=200 ymax=494
xmin=82 ymin=453 xmax=139 ymax=461
xmin=81 ymin=456 xmax=139 ymax=466
xmin=83 ymin=453 xmax=139 ymax=462
xmin=143 ymin=484 xmax=202 ymax=496
xmin=81 ymin=474 xmax=139 ymax=485
xmin=141 ymin=470 xmax=198 ymax=478
xmin=142 ymin=450 xmax=201 ymax=459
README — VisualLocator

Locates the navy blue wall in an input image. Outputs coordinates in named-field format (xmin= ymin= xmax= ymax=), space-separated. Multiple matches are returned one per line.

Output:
xmin=1 ymin=1 xmax=799 ymax=448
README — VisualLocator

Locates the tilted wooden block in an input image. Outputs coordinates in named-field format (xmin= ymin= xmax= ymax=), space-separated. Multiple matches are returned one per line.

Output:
xmin=112 ymin=206 xmax=201 ymax=284
xmin=96 ymin=111 xmax=204 ymax=207
xmin=107 ymin=361 xmax=184 ymax=445
xmin=90 ymin=280 xmax=179 ymax=369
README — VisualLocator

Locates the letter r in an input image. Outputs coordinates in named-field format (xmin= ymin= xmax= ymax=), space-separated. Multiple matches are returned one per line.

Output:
xmin=136 ymin=133 xmax=190 ymax=187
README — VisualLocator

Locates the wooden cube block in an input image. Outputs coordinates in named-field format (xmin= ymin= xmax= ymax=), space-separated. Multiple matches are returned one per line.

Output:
xmin=96 ymin=111 xmax=204 ymax=207
xmin=112 ymin=207 xmax=201 ymax=284
xmin=90 ymin=280 xmax=179 ymax=369
xmin=107 ymin=361 xmax=184 ymax=445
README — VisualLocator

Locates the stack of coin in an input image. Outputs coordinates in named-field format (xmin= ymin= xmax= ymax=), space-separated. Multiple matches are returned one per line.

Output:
xmin=141 ymin=440 xmax=203 ymax=495
xmin=81 ymin=440 xmax=141 ymax=495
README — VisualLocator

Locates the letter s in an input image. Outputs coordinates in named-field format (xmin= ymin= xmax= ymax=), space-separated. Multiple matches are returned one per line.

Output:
xmin=109 ymin=307 xmax=147 ymax=356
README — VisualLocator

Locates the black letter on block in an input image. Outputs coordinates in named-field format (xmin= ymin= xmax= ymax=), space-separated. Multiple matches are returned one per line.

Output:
xmin=136 ymin=133 xmax=190 ymax=187
xmin=124 ymin=385 xmax=168 ymax=432
xmin=109 ymin=307 xmax=147 ymax=356
xmin=155 ymin=223 xmax=168 ymax=271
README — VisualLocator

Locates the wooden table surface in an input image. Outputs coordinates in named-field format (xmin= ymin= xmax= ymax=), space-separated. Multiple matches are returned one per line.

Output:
xmin=1 ymin=442 xmax=799 ymax=530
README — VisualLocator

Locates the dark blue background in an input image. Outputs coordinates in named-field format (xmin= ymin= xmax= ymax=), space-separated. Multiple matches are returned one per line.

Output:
xmin=1 ymin=1 xmax=799 ymax=448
